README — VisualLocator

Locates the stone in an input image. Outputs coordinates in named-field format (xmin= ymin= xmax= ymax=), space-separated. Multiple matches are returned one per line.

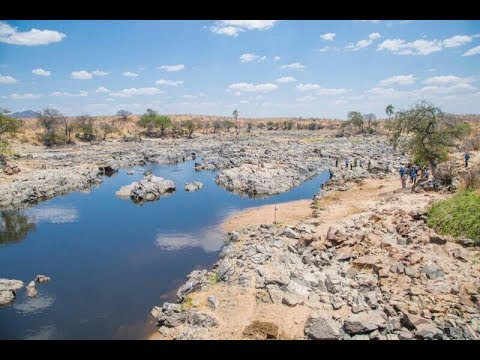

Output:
xmin=35 ymin=275 xmax=50 ymax=283
xmin=0 ymin=290 xmax=15 ymax=306
xmin=0 ymin=279 xmax=24 ymax=292
xmin=398 ymin=330 xmax=414 ymax=340
xmin=151 ymin=306 xmax=162 ymax=319
xmin=343 ymin=311 xmax=387 ymax=334
xmin=207 ymin=295 xmax=219 ymax=310
xmin=401 ymin=313 xmax=433 ymax=330
xmin=415 ymin=324 xmax=443 ymax=340
xmin=282 ymin=293 xmax=304 ymax=307
xmin=266 ymin=285 xmax=284 ymax=304
xmin=404 ymin=267 xmax=418 ymax=278
xmin=187 ymin=312 xmax=219 ymax=327
xmin=228 ymin=231 xmax=240 ymax=243
xmin=26 ymin=281 xmax=37 ymax=298
xmin=184 ymin=181 xmax=203 ymax=192
xmin=420 ymin=264 xmax=445 ymax=280
xmin=457 ymin=238 xmax=474 ymax=247
xmin=352 ymin=334 xmax=370 ymax=340
xmin=117 ymin=174 xmax=175 ymax=202
xmin=304 ymin=312 xmax=341 ymax=340
xmin=429 ymin=235 xmax=448 ymax=245
xmin=452 ymin=248 xmax=470 ymax=262
xmin=284 ymin=228 xmax=300 ymax=239
xmin=216 ymin=259 xmax=234 ymax=282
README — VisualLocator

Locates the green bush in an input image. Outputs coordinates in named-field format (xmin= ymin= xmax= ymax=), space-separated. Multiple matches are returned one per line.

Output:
xmin=427 ymin=190 xmax=480 ymax=244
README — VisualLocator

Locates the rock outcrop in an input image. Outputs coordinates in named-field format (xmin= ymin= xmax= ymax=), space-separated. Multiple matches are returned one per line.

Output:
xmin=116 ymin=175 xmax=175 ymax=203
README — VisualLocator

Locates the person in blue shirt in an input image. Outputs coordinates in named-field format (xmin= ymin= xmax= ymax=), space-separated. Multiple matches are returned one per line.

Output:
xmin=399 ymin=165 xmax=407 ymax=189
xmin=410 ymin=165 xmax=418 ymax=191
xmin=424 ymin=167 xmax=430 ymax=181
xmin=465 ymin=152 xmax=470 ymax=168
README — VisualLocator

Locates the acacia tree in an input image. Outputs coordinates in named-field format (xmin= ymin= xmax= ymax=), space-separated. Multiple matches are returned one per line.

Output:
xmin=75 ymin=114 xmax=95 ymax=141
xmin=0 ymin=108 xmax=21 ymax=166
xmin=385 ymin=104 xmax=395 ymax=120
xmin=37 ymin=107 xmax=65 ymax=146
xmin=233 ymin=109 xmax=239 ymax=135
xmin=347 ymin=111 xmax=364 ymax=132
xmin=182 ymin=119 xmax=197 ymax=138
xmin=389 ymin=100 xmax=471 ymax=170
xmin=364 ymin=113 xmax=377 ymax=132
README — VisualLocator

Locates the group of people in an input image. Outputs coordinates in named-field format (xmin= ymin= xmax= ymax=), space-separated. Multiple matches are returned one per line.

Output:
xmin=399 ymin=163 xmax=429 ymax=191
xmin=334 ymin=158 xmax=368 ymax=170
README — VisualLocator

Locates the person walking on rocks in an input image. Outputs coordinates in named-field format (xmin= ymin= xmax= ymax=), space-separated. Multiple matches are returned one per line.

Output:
xmin=410 ymin=165 xmax=418 ymax=192
xmin=424 ymin=167 xmax=430 ymax=181
xmin=465 ymin=152 xmax=470 ymax=168
xmin=399 ymin=165 xmax=407 ymax=189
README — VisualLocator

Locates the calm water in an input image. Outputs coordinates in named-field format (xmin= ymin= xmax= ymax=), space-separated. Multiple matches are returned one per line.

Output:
xmin=0 ymin=159 xmax=330 ymax=339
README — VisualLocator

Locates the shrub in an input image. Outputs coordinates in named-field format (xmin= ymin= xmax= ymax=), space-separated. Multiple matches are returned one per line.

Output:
xmin=435 ymin=161 xmax=456 ymax=186
xmin=461 ymin=166 xmax=480 ymax=190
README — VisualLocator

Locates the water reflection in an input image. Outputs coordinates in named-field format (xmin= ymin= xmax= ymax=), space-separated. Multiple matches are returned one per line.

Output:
xmin=23 ymin=205 xmax=79 ymax=224
xmin=155 ymin=227 xmax=224 ymax=253
xmin=0 ymin=211 xmax=36 ymax=245
xmin=14 ymin=294 xmax=55 ymax=314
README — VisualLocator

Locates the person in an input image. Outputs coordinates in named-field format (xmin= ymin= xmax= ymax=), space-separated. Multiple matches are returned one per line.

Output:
xmin=410 ymin=166 xmax=418 ymax=191
xmin=350 ymin=162 xmax=353 ymax=170
xmin=335 ymin=158 xmax=338 ymax=167
xmin=424 ymin=168 xmax=430 ymax=181
xmin=399 ymin=165 xmax=407 ymax=189
xmin=329 ymin=169 xmax=333 ymax=179
xmin=465 ymin=152 xmax=470 ymax=168
xmin=345 ymin=159 xmax=349 ymax=168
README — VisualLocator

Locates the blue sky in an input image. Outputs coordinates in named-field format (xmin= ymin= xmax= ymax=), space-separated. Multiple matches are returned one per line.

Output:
xmin=1 ymin=20 xmax=480 ymax=118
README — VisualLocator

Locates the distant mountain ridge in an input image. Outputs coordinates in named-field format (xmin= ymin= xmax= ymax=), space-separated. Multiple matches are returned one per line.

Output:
xmin=10 ymin=110 xmax=40 ymax=119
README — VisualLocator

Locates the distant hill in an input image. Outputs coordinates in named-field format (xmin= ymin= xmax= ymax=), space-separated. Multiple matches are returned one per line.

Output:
xmin=10 ymin=110 xmax=40 ymax=119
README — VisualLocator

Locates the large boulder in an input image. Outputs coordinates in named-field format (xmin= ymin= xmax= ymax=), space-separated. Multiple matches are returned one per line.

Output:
xmin=343 ymin=311 xmax=387 ymax=334
xmin=184 ymin=182 xmax=203 ymax=192
xmin=305 ymin=312 xmax=341 ymax=340
xmin=0 ymin=279 xmax=24 ymax=292
xmin=116 ymin=175 xmax=175 ymax=203
xmin=0 ymin=290 xmax=15 ymax=306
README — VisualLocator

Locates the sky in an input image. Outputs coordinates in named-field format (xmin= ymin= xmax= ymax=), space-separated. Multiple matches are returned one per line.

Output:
xmin=1 ymin=20 xmax=480 ymax=119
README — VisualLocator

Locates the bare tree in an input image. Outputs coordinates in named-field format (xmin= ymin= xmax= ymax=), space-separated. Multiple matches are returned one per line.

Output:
xmin=37 ymin=108 xmax=65 ymax=145
xmin=233 ymin=109 xmax=239 ymax=135
xmin=364 ymin=113 xmax=377 ymax=131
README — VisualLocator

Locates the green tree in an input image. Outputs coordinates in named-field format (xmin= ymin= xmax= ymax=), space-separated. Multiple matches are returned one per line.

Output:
xmin=99 ymin=123 xmax=117 ymax=141
xmin=182 ymin=119 xmax=197 ymax=138
xmin=37 ymin=107 xmax=65 ymax=146
xmin=224 ymin=120 xmax=235 ymax=132
xmin=389 ymin=100 xmax=471 ymax=170
xmin=385 ymin=105 xmax=395 ymax=120
xmin=0 ymin=108 xmax=21 ymax=166
xmin=75 ymin=114 xmax=95 ymax=141
xmin=233 ymin=109 xmax=239 ymax=135
xmin=138 ymin=109 xmax=172 ymax=137
xmin=266 ymin=121 xmax=274 ymax=130
xmin=348 ymin=111 xmax=364 ymax=132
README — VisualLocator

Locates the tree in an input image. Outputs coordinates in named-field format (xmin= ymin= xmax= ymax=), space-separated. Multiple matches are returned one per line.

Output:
xmin=213 ymin=120 xmax=223 ymax=133
xmin=75 ymin=114 xmax=95 ymax=141
xmin=348 ymin=111 xmax=364 ymax=132
xmin=224 ymin=120 xmax=235 ymax=132
xmin=266 ymin=121 xmax=274 ymax=130
xmin=182 ymin=119 xmax=197 ymax=138
xmin=257 ymin=122 xmax=265 ymax=129
xmin=247 ymin=122 xmax=253 ymax=133
xmin=385 ymin=105 xmax=395 ymax=120
xmin=389 ymin=100 xmax=471 ymax=170
xmin=138 ymin=109 xmax=172 ymax=137
xmin=99 ymin=123 xmax=117 ymax=141
xmin=0 ymin=108 xmax=21 ymax=166
xmin=37 ymin=107 xmax=65 ymax=146
xmin=364 ymin=113 xmax=377 ymax=132
xmin=116 ymin=110 xmax=132 ymax=122
xmin=233 ymin=109 xmax=239 ymax=135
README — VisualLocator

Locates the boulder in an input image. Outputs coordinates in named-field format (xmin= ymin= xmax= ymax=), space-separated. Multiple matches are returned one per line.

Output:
xmin=415 ymin=324 xmax=443 ymax=340
xmin=116 ymin=175 xmax=175 ymax=202
xmin=26 ymin=281 xmax=37 ymax=298
xmin=184 ymin=181 xmax=203 ymax=192
xmin=452 ymin=248 xmax=470 ymax=262
xmin=429 ymin=235 xmax=448 ymax=245
xmin=0 ymin=279 xmax=24 ymax=292
xmin=0 ymin=290 xmax=15 ymax=306
xmin=420 ymin=264 xmax=445 ymax=280
xmin=207 ymin=295 xmax=220 ymax=310
xmin=343 ymin=311 xmax=387 ymax=334
xmin=284 ymin=228 xmax=300 ymax=239
xmin=36 ymin=275 xmax=51 ymax=283
xmin=304 ymin=312 xmax=341 ymax=340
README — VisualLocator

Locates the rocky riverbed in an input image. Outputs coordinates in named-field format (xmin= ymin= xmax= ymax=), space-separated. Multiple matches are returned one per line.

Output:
xmin=1 ymin=131 xmax=406 ymax=210
xmin=150 ymin=169 xmax=480 ymax=340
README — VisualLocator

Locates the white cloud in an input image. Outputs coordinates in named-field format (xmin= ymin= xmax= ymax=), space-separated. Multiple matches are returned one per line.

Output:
xmin=32 ymin=68 xmax=51 ymax=76
xmin=419 ymin=83 xmax=477 ymax=95
xmin=0 ymin=21 xmax=66 ymax=46
xmin=378 ymin=38 xmax=442 ymax=55
xmin=276 ymin=76 xmax=297 ymax=83
xmin=296 ymin=83 xmax=321 ymax=91
xmin=463 ymin=45 xmax=480 ymax=56
xmin=258 ymin=56 xmax=267 ymax=62
xmin=239 ymin=100 xmax=249 ymax=104
xmin=110 ymin=87 xmax=164 ymax=98
xmin=378 ymin=74 xmax=416 ymax=87
xmin=296 ymin=95 xmax=316 ymax=102
xmin=345 ymin=33 xmax=381 ymax=51
xmin=96 ymin=86 xmax=110 ymax=93
xmin=183 ymin=94 xmax=197 ymax=99
xmin=273 ymin=56 xmax=281 ymax=61
xmin=228 ymin=82 xmax=278 ymax=93
xmin=71 ymin=70 xmax=93 ymax=80
xmin=10 ymin=93 xmax=42 ymax=99
xmin=239 ymin=53 xmax=259 ymax=62
xmin=155 ymin=79 xmax=183 ymax=86
xmin=280 ymin=62 xmax=306 ymax=71
xmin=442 ymin=35 xmax=472 ymax=48
xmin=360 ymin=20 xmax=381 ymax=24
xmin=0 ymin=74 xmax=17 ymax=84
xmin=51 ymin=91 xmax=88 ymax=97
xmin=91 ymin=70 xmax=109 ymax=76
xmin=321 ymin=32 xmax=336 ymax=41
xmin=158 ymin=64 xmax=185 ymax=72
xmin=210 ymin=20 xmax=278 ymax=37
xmin=122 ymin=71 xmax=139 ymax=78
xmin=106 ymin=98 xmax=115 ymax=102
xmin=423 ymin=75 xmax=474 ymax=85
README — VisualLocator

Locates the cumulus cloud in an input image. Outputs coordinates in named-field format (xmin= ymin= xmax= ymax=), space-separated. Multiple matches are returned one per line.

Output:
xmin=296 ymin=83 xmax=350 ymax=95
xmin=110 ymin=87 xmax=164 ymax=98
xmin=378 ymin=74 xmax=416 ymax=87
xmin=10 ymin=93 xmax=42 ymax=99
xmin=32 ymin=68 xmax=51 ymax=76
xmin=321 ymin=32 xmax=336 ymax=41
xmin=0 ymin=74 xmax=17 ymax=84
xmin=276 ymin=76 xmax=297 ymax=83
xmin=423 ymin=75 xmax=474 ymax=85
xmin=51 ymin=91 xmax=88 ymax=97
xmin=360 ymin=20 xmax=381 ymax=23
xmin=296 ymin=83 xmax=321 ymax=91
xmin=210 ymin=20 xmax=278 ymax=37
xmin=442 ymin=35 xmax=473 ymax=48
xmin=158 ymin=64 xmax=185 ymax=72
xmin=122 ymin=71 xmax=138 ymax=78
xmin=91 ymin=70 xmax=109 ymax=76
xmin=0 ymin=21 xmax=66 ymax=46
xmin=280 ymin=62 xmax=306 ymax=71
xmin=71 ymin=70 xmax=92 ymax=80
xmin=345 ymin=33 xmax=381 ymax=51
xmin=296 ymin=95 xmax=316 ymax=102
xmin=155 ymin=79 xmax=183 ymax=86
xmin=239 ymin=53 xmax=259 ymax=62
xmin=463 ymin=45 xmax=480 ymax=56
xmin=273 ymin=56 xmax=281 ymax=61
xmin=96 ymin=86 xmax=110 ymax=93
xmin=228 ymin=82 xmax=278 ymax=93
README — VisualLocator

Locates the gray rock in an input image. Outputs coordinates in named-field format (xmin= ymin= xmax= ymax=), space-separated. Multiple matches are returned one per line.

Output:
xmin=117 ymin=174 xmax=175 ymax=202
xmin=343 ymin=311 xmax=387 ymax=334
xmin=26 ymin=281 xmax=37 ymax=298
xmin=184 ymin=181 xmax=203 ymax=192
xmin=457 ymin=238 xmax=474 ymax=247
xmin=266 ymin=284 xmax=284 ymax=304
xmin=429 ymin=235 xmax=448 ymax=245
xmin=151 ymin=306 xmax=162 ymax=319
xmin=35 ymin=275 xmax=50 ymax=283
xmin=304 ymin=312 xmax=341 ymax=340
xmin=415 ymin=324 xmax=443 ymax=340
xmin=187 ymin=312 xmax=219 ymax=327
xmin=0 ymin=279 xmax=24 ymax=292
xmin=0 ymin=290 xmax=15 ymax=306
xmin=284 ymin=228 xmax=300 ymax=239
xmin=282 ymin=292 xmax=304 ymax=307
xmin=216 ymin=259 xmax=234 ymax=282
xmin=207 ymin=295 xmax=220 ymax=310
xmin=352 ymin=334 xmax=370 ymax=340
xmin=452 ymin=248 xmax=470 ymax=262
xmin=420 ymin=264 xmax=445 ymax=280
